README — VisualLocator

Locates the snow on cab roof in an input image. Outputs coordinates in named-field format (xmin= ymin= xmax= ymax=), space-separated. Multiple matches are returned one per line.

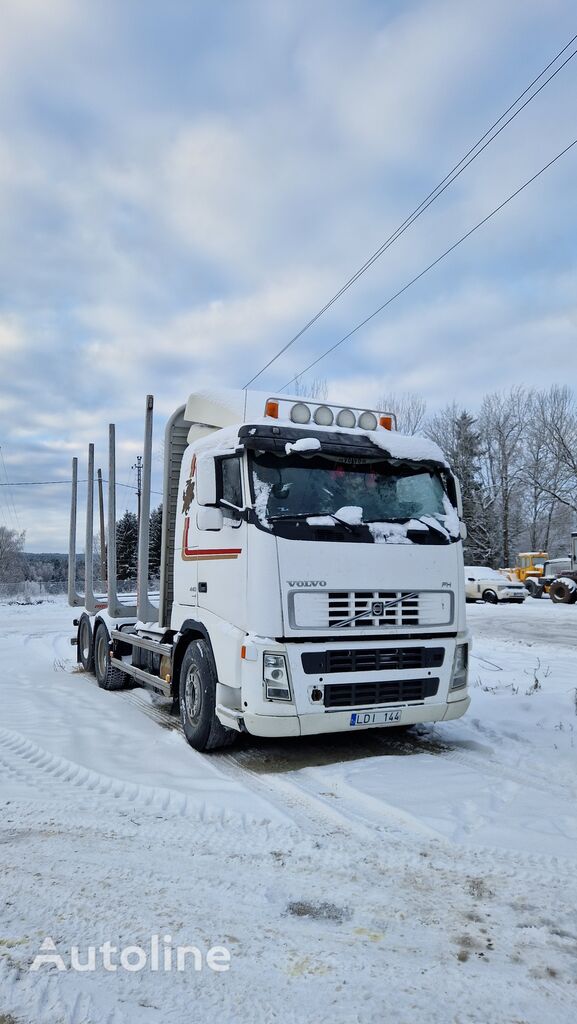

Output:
xmin=184 ymin=389 xmax=448 ymax=466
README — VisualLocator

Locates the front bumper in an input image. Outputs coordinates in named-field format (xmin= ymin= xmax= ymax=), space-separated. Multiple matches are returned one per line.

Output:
xmin=242 ymin=695 xmax=470 ymax=738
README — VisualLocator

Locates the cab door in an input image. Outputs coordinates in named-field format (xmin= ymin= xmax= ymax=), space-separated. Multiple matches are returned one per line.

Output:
xmin=195 ymin=454 xmax=248 ymax=632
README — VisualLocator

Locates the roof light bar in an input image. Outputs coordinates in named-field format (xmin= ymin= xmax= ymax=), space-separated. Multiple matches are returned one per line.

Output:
xmin=264 ymin=397 xmax=397 ymax=431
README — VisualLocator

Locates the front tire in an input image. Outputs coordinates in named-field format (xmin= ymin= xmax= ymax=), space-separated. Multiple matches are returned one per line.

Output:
xmin=179 ymin=640 xmax=236 ymax=751
xmin=525 ymin=579 xmax=543 ymax=599
xmin=77 ymin=613 xmax=94 ymax=672
xmin=94 ymin=622 xmax=126 ymax=690
xmin=483 ymin=589 xmax=499 ymax=604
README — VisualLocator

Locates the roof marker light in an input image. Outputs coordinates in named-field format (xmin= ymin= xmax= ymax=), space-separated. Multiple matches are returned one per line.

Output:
xmin=336 ymin=408 xmax=356 ymax=428
xmin=290 ymin=402 xmax=311 ymax=424
xmin=314 ymin=405 xmax=334 ymax=426
xmin=358 ymin=411 xmax=378 ymax=431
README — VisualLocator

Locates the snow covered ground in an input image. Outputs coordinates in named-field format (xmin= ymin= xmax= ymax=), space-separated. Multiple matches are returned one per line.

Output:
xmin=0 ymin=597 xmax=576 ymax=1023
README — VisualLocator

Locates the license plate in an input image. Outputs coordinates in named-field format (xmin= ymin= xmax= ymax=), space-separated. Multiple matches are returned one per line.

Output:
xmin=350 ymin=709 xmax=402 ymax=727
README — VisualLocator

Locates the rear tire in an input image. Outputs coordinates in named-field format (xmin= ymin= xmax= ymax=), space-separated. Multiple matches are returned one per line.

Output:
xmin=77 ymin=613 xmax=94 ymax=672
xmin=549 ymin=580 xmax=577 ymax=605
xmin=94 ymin=622 xmax=126 ymax=690
xmin=179 ymin=640 xmax=236 ymax=751
xmin=483 ymin=589 xmax=499 ymax=604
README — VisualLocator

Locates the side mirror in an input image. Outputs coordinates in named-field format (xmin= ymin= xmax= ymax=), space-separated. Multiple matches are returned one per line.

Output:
xmin=460 ymin=522 xmax=468 ymax=541
xmin=196 ymin=455 xmax=217 ymax=506
xmin=197 ymin=507 xmax=223 ymax=531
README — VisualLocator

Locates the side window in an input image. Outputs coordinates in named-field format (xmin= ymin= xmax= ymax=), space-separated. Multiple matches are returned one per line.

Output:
xmin=220 ymin=456 xmax=243 ymax=524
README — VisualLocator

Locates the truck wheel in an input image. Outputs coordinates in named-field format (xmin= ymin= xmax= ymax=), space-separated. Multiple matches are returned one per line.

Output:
xmin=549 ymin=580 xmax=577 ymax=605
xmin=94 ymin=622 xmax=126 ymax=690
xmin=482 ymin=589 xmax=499 ymax=604
xmin=525 ymin=579 xmax=542 ymax=599
xmin=77 ymin=613 xmax=94 ymax=672
xmin=179 ymin=640 xmax=236 ymax=751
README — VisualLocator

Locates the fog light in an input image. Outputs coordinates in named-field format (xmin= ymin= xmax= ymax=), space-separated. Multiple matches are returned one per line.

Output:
xmin=314 ymin=405 xmax=334 ymax=426
xmin=336 ymin=408 xmax=356 ymax=428
xmin=290 ymin=403 xmax=311 ymax=424
xmin=263 ymin=653 xmax=292 ymax=701
xmin=358 ymin=411 xmax=378 ymax=430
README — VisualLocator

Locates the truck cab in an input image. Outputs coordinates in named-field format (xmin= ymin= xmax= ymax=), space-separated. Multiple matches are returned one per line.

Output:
xmin=70 ymin=390 xmax=471 ymax=750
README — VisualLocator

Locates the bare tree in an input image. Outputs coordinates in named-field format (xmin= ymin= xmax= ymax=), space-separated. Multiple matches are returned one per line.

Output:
xmin=291 ymin=377 xmax=328 ymax=400
xmin=0 ymin=526 xmax=26 ymax=594
xmin=478 ymin=388 xmax=528 ymax=566
xmin=376 ymin=392 xmax=427 ymax=435
xmin=531 ymin=385 xmax=577 ymax=514
xmin=519 ymin=389 xmax=568 ymax=551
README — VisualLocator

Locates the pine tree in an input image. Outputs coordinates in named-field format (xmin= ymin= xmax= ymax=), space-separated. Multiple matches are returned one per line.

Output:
xmin=116 ymin=511 xmax=138 ymax=580
xmin=149 ymin=504 xmax=163 ymax=579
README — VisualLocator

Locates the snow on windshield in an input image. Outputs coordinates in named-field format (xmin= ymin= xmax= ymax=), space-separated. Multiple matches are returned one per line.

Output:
xmin=368 ymin=520 xmax=428 ymax=544
xmin=253 ymin=478 xmax=272 ymax=530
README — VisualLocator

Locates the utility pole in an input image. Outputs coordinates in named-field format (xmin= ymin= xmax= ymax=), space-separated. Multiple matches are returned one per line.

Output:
xmin=132 ymin=455 xmax=143 ymax=531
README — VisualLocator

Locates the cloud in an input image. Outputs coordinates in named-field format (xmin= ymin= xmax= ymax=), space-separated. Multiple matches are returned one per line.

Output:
xmin=0 ymin=0 xmax=575 ymax=549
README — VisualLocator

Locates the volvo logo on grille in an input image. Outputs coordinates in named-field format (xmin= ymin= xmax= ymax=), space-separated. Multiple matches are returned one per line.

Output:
xmin=371 ymin=601 xmax=384 ymax=616
xmin=288 ymin=580 xmax=327 ymax=587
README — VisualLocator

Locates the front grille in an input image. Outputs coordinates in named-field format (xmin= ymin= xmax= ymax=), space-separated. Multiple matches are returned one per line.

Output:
xmin=323 ymin=677 xmax=439 ymax=708
xmin=302 ymin=646 xmax=444 ymax=674
xmin=290 ymin=589 xmax=453 ymax=629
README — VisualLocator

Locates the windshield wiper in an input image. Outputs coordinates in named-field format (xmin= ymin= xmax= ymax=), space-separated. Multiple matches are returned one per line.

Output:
xmin=267 ymin=511 xmax=361 ymax=534
xmin=363 ymin=515 xmax=449 ymax=538
xmin=413 ymin=516 xmax=450 ymax=539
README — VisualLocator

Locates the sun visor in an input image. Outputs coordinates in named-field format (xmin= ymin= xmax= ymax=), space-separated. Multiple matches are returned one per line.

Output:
xmin=238 ymin=425 xmax=446 ymax=469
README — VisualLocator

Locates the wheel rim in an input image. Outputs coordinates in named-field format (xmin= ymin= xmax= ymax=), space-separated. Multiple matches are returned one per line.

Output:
xmin=96 ymin=632 xmax=107 ymax=678
xmin=184 ymin=667 xmax=202 ymax=725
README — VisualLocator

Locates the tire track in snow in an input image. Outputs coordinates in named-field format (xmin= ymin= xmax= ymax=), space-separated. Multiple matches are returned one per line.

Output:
xmin=0 ymin=957 xmax=129 ymax=1024
xmin=0 ymin=727 xmax=261 ymax=830
xmin=118 ymin=691 xmax=577 ymax=870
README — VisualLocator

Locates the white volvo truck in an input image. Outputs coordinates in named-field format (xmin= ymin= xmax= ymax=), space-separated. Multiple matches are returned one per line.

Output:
xmin=69 ymin=390 xmax=470 ymax=750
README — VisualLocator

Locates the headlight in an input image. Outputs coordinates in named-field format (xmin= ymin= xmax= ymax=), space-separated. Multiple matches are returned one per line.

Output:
xmin=263 ymin=653 xmax=292 ymax=701
xmin=450 ymin=643 xmax=468 ymax=691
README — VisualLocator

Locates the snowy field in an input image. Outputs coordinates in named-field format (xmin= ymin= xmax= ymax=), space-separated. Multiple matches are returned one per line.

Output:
xmin=0 ymin=597 xmax=576 ymax=1024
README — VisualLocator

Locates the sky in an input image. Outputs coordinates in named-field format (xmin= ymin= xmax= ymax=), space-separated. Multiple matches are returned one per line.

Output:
xmin=0 ymin=0 xmax=576 ymax=551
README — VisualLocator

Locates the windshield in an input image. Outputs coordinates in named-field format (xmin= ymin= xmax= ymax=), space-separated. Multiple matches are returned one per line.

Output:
xmin=465 ymin=567 xmax=508 ymax=582
xmin=249 ymin=451 xmax=457 ymax=543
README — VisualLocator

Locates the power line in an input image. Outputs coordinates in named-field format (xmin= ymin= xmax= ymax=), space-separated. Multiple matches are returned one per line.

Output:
xmin=0 ymin=479 xmax=162 ymax=495
xmin=279 ymin=136 xmax=577 ymax=390
xmin=243 ymin=32 xmax=577 ymax=389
